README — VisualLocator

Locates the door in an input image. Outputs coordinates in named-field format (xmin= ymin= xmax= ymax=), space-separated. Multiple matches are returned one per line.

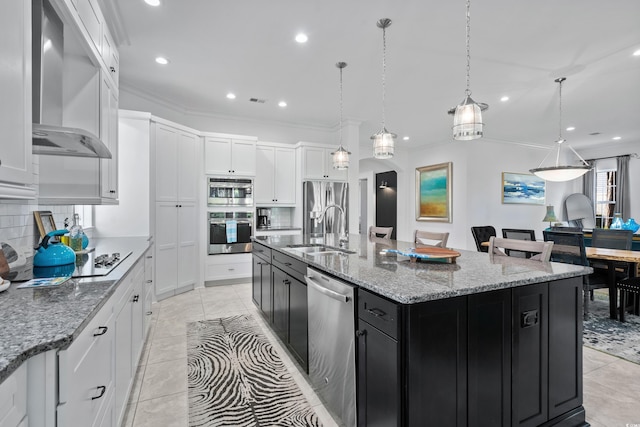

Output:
xmin=177 ymin=202 xmax=197 ymax=290
xmin=155 ymin=125 xmax=179 ymax=202
xmin=177 ymin=132 xmax=198 ymax=202
xmin=204 ymin=138 xmax=232 ymax=175
xmin=252 ymin=255 xmax=263 ymax=308
xmin=260 ymin=262 xmax=272 ymax=322
xmin=357 ymin=319 xmax=399 ymax=427
xmin=255 ymin=146 xmax=275 ymax=204
xmin=272 ymin=267 xmax=289 ymax=343
xmin=231 ymin=139 xmax=256 ymax=176
xmin=273 ymin=147 xmax=296 ymax=204
xmin=288 ymin=276 xmax=308 ymax=369
xmin=154 ymin=202 xmax=178 ymax=295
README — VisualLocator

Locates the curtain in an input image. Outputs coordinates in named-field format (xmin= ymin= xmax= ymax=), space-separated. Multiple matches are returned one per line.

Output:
xmin=616 ymin=155 xmax=630 ymax=219
xmin=581 ymin=160 xmax=596 ymax=224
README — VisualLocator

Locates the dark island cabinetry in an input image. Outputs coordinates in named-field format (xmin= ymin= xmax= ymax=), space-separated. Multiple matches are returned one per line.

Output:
xmin=252 ymin=241 xmax=272 ymax=321
xmin=357 ymin=277 xmax=587 ymax=427
xmin=271 ymin=251 xmax=309 ymax=371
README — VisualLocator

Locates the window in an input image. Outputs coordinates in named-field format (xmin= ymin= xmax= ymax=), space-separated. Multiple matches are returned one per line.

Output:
xmin=74 ymin=205 xmax=94 ymax=229
xmin=594 ymin=169 xmax=617 ymax=228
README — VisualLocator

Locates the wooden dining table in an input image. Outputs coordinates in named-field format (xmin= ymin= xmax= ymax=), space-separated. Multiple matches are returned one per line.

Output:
xmin=585 ymin=247 xmax=640 ymax=319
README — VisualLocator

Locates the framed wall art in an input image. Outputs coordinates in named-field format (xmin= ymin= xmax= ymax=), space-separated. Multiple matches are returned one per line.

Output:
xmin=34 ymin=211 xmax=57 ymax=238
xmin=502 ymin=172 xmax=546 ymax=205
xmin=415 ymin=162 xmax=452 ymax=222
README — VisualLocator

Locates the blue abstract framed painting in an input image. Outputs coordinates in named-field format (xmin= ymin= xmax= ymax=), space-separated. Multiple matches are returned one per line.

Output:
xmin=415 ymin=162 xmax=452 ymax=222
xmin=502 ymin=172 xmax=545 ymax=205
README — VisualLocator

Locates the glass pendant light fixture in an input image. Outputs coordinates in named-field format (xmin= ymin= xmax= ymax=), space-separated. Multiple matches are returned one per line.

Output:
xmin=450 ymin=0 xmax=488 ymax=140
xmin=332 ymin=62 xmax=351 ymax=170
xmin=529 ymin=78 xmax=592 ymax=182
xmin=371 ymin=18 xmax=396 ymax=159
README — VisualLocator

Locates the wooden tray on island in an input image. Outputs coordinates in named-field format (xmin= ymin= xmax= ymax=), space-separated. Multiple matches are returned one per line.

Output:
xmin=383 ymin=247 xmax=462 ymax=263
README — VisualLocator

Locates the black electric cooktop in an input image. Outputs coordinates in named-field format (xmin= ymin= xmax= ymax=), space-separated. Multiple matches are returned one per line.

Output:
xmin=5 ymin=250 xmax=133 ymax=282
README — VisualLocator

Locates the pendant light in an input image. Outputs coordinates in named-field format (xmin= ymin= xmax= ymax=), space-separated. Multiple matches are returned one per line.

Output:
xmin=529 ymin=78 xmax=592 ymax=182
xmin=450 ymin=0 xmax=488 ymax=140
xmin=331 ymin=62 xmax=351 ymax=170
xmin=371 ymin=18 xmax=396 ymax=159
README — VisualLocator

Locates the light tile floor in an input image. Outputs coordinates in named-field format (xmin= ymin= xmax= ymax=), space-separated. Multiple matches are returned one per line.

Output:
xmin=122 ymin=283 xmax=640 ymax=427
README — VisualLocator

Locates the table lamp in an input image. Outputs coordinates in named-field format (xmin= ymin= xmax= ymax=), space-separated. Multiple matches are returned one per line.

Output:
xmin=542 ymin=205 xmax=557 ymax=229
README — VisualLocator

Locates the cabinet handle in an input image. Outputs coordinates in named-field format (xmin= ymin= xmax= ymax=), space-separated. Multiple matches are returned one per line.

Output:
xmin=132 ymin=295 xmax=140 ymax=303
xmin=146 ymin=311 xmax=153 ymax=316
xmin=93 ymin=326 xmax=108 ymax=336
xmin=521 ymin=310 xmax=539 ymax=328
xmin=91 ymin=386 xmax=106 ymax=400
xmin=366 ymin=307 xmax=387 ymax=318
xmin=109 ymin=190 xmax=116 ymax=193
xmin=355 ymin=330 xmax=367 ymax=337
xmin=284 ymin=262 xmax=292 ymax=267
xmin=110 ymin=66 xmax=116 ymax=73
xmin=228 ymin=268 xmax=235 ymax=271
xmin=0 ymin=159 xmax=2 ymax=166
xmin=178 ymin=204 xmax=182 ymax=207
xmin=146 ymin=280 xmax=153 ymax=283
xmin=146 ymin=255 xmax=153 ymax=259
xmin=283 ymin=279 xmax=291 ymax=286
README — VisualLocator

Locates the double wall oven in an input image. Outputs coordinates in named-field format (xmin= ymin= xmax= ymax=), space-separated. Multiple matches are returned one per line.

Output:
xmin=207 ymin=178 xmax=254 ymax=255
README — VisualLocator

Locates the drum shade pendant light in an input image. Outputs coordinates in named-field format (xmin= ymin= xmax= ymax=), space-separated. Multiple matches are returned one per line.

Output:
xmin=371 ymin=18 xmax=396 ymax=159
xmin=529 ymin=78 xmax=592 ymax=182
xmin=450 ymin=0 xmax=488 ymax=140
xmin=332 ymin=62 xmax=351 ymax=170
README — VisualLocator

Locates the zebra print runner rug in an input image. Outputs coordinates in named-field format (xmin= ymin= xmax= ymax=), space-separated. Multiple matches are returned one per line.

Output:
xmin=187 ymin=314 xmax=322 ymax=426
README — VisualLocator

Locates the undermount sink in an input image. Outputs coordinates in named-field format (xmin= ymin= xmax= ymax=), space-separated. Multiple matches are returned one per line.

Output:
xmin=286 ymin=245 xmax=355 ymax=256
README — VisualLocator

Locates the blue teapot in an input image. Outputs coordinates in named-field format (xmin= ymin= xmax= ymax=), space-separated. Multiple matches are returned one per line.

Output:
xmin=33 ymin=229 xmax=76 ymax=268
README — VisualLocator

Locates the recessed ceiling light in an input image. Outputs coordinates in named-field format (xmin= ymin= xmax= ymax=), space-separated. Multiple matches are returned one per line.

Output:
xmin=612 ymin=136 xmax=622 ymax=140
xmin=155 ymin=56 xmax=169 ymax=65
xmin=633 ymin=49 xmax=640 ymax=56
xmin=226 ymin=93 xmax=236 ymax=100
xmin=500 ymin=96 xmax=509 ymax=102
xmin=403 ymin=136 xmax=410 ymax=141
xmin=144 ymin=0 xmax=160 ymax=6
xmin=295 ymin=33 xmax=308 ymax=43
xmin=278 ymin=101 xmax=287 ymax=107
xmin=566 ymin=126 xmax=575 ymax=131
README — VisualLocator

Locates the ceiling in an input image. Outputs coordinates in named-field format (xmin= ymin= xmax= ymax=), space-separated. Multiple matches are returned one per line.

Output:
xmin=106 ymin=0 xmax=640 ymax=153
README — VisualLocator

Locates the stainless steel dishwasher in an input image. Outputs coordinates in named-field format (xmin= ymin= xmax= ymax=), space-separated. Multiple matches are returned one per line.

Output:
xmin=305 ymin=267 xmax=356 ymax=427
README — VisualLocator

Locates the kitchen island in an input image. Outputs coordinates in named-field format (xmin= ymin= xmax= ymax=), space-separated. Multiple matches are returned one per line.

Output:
xmin=0 ymin=237 xmax=152 ymax=427
xmin=253 ymin=234 xmax=592 ymax=427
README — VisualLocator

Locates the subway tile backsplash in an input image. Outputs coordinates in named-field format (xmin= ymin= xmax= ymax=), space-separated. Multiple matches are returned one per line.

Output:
xmin=0 ymin=202 xmax=74 ymax=256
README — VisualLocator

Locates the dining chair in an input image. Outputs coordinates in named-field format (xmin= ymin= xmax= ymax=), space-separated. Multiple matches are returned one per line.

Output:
xmin=591 ymin=228 xmax=633 ymax=285
xmin=501 ymin=228 xmax=536 ymax=258
xmin=413 ymin=230 xmax=449 ymax=248
xmin=615 ymin=276 xmax=640 ymax=322
xmin=471 ymin=226 xmax=496 ymax=253
xmin=543 ymin=230 xmax=608 ymax=318
xmin=368 ymin=226 xmax=393 ymax=239
xmin=489 ymin=236 xmax=553 ymax=262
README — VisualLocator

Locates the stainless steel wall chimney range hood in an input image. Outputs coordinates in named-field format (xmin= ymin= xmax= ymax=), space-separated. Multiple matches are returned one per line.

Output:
xmin=31 ymin=0 xmax=111 ymax=159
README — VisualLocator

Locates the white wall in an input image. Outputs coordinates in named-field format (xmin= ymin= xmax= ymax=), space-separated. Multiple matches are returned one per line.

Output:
xmin=395 ymin=139 xmax=578 ymax=250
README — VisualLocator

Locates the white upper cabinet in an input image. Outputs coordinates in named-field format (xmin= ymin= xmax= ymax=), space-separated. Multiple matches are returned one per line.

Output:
xmin=75 ymin=0 xmax=103 ymax=54
xmin=100 ymin=70 xmax=118 ymax=199
xmin=204 ymin=137 xmax=256 ymax=176
xmin=0 ymin=0 xmax=35 ymax=199
xmin=154 ymin=123 xmax=198 ymax=203
xmin=255 ymin=144 xmax=296 ymax=205
xmin=302 ymin=145 xmax=347 ymax=181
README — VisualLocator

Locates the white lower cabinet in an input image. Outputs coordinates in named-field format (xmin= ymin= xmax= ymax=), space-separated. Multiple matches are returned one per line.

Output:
xmin=155 ymin=201 xmax=197 ymax=299
xmin=114 ymin=257 xmax=145 ymax=425
xmin=57 ymin=294 xmax=114 ymax=427
xmin=205 ymin=253 xmax=252 ymax=283
xmin=55 ymin=250 xmax=148 ymax=427
xmin=0 ymin=363 xmax=27 ymax=427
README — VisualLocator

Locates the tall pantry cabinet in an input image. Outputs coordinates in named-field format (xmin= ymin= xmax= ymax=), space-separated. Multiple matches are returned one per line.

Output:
xmin=152 ymin=121 xmax=200 ymax=300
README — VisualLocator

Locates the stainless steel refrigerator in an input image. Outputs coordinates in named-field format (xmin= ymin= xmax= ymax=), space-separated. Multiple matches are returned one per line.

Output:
xmin=303 ymin=181 xmax=348 ymax=237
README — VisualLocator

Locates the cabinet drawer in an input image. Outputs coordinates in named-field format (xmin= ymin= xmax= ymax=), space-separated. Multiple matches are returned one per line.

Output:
xmin=58 ymin=304 xmax=114 ymax=426
xmin=272 ymin=250 xmax=306 ymax=282
xmin=358 ymin=290 xmax=399 ymax=340
xmin=206 ymin=262 xmax=252 ymax=280
xmin=252 ymin=241 xmax=272 ymax=263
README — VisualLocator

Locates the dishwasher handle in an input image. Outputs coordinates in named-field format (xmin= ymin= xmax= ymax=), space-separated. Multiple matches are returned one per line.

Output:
xmin=305 ymin=275 xmax=351 ymax=303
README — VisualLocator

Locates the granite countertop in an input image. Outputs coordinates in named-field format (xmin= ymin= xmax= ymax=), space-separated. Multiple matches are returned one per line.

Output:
xmin=253 ymin=234 xmax=592 ymax=304
xmin=255 ymin=226 xmax=302 ymax=231
xmin=0 ymin=236 xmax=151 ymax=384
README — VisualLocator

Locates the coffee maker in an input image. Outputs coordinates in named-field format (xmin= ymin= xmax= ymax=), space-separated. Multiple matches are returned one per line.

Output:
xmin=257 ymin=208 xmax=271 ymax=229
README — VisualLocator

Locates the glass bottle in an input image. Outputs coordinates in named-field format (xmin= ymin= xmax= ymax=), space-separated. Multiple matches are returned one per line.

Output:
xmin=610 ymin=212 xmax=624 ymax=229
xmin=68 ymin=213 xmax=84 ymax=252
